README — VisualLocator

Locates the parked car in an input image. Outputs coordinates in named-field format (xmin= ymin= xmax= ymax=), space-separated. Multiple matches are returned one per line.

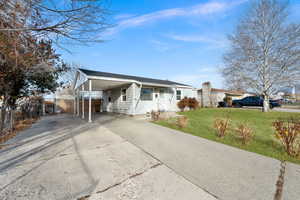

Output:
xmin=281 ymin=98 xmax=296 ymax=104
xmin=232 ymin=96 xmax=281 ymax=109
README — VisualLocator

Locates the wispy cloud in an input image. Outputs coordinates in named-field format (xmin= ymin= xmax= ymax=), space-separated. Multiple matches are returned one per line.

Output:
xmin=150 ymin=40 xmax=172 ymax=52
xmin=105 ymin=0 xmax=248 ymax=36
xmin=167 ymin=34 xmax=228 ymax=48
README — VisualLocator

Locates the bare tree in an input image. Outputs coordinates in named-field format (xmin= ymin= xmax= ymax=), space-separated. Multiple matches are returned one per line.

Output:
xmin=60 ymin=62 xmax=80 ymax=87
xmin=0 ymin=0 xmax=111 ymax=44
xmin=223 ymin=74 xmax=250 ymax=92
xmin=222 ymin=0 xmax=300 ymax=112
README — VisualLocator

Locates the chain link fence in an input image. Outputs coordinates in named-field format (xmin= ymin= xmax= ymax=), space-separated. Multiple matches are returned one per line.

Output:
xmin=0 ymin=97 xmax=43 ymax=143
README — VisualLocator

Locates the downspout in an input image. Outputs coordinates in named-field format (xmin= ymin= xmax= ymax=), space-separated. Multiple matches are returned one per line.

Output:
xmin=170 ymin=86 xmax=177 ymax=111
xmin=134 ymin=81 xmax=143 ymax=114
xmin=170 ymin=86 xmax=177 ymax=103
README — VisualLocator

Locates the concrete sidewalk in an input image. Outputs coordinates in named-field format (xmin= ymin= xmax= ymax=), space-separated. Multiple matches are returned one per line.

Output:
xmin=273 ymin=107 xmax=300 ymax=113
xmin=103 ymin=116 xmax=300 ymax=200
xmin=0 ymin=114 xmax=216 ymax=200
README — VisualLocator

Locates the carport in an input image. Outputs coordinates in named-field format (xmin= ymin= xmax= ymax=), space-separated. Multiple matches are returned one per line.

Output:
xmin=73 ymin=69 xmax=139 ymax=122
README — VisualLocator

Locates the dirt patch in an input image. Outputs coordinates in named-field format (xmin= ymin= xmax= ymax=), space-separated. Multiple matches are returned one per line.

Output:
xmin=0 ymin=118 xmax=38 ymax=148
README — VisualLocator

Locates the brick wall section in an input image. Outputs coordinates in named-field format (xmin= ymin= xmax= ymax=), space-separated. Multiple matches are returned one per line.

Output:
xmin=202 ymin=82 xmax=212 ymax=107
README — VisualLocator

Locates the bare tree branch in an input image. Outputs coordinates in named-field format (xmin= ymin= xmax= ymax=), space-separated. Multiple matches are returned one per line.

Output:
xmin=0 ymin=0 xmax=112 ymax=45
xmin=222 ymin=0 xmax=300 ymax=112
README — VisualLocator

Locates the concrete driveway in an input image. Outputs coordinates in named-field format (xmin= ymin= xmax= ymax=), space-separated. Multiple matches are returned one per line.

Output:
xmin=1 ymin=114 xmax=299 ymax=200
xmin=0 ymin=114 xmax=215 ymax=200
xmin=103 ymin=116 xmax=300 ymax=200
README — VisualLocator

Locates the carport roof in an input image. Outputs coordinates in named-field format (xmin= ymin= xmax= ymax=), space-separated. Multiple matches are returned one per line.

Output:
xmin=79 ymin=68 xmax=191 ymax=87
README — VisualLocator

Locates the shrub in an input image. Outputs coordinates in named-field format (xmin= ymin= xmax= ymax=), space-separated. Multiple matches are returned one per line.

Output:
xmin=151 ymin=111 xmax=160 ymax=121
xmin=177 ymin=97 xmax=189 ymax=111
xmin=177 ymin=97 xmax=199 ymax=111
xmin=273 ymin=118 xmax=300 ymax=157
xmin=177 ymin=116 xmax=188 ymax=128
xmin=177 ymin=100 xmax=186 ymax=112
xmin=188 ymin=98 xmax=199 ymax=110
xmin=213 ymin=117 xmax=230 ymax=138
xmin=235 ymin=123 xmax=254 ymax=145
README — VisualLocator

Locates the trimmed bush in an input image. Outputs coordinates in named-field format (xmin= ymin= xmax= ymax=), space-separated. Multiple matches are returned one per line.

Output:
xmin=177 ymin=116 xmax=188 ymax=128
xmin=214 ymin=117 xmax=230 ymax=138
xmin=151 ymin=111 xmax=160 ymax=121
xmin=235 ymin=123 xmax=254 ymax=145
xmin=273 ymin=117 xmax=300 ymax=157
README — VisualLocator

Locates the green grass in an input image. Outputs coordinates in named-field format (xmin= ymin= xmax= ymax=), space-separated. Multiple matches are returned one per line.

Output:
xmin=154 ymin=108 xmax=300 ymax=164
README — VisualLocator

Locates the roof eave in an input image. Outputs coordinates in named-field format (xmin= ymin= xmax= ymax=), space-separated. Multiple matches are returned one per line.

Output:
xmin=79 ymin=69 xmax=192 ymax=89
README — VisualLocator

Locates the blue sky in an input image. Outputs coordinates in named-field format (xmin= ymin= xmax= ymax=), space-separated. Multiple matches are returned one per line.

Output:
xmin=60 ymin=0 xmax=300 ymax=88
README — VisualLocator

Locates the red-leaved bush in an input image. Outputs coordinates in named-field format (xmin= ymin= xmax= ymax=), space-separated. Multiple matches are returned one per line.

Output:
xmin=188 ymin=98 xmax=199 ymax=110
xmin=177 ymin=97 xmax=199 ymax=111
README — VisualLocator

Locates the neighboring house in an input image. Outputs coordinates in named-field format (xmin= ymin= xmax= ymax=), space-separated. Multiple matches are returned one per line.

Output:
xmin=44 ymin=87 xmax=77 ymax=113
xmin=73 ymin=68 xmax=197 ymax=120
xmin=272 ymin=85 xmax=300 ymax=102
xmin=198 ymin=82 xmax=254 ymax=107
xmin=295 ymin=85 xmax=300 ymax=101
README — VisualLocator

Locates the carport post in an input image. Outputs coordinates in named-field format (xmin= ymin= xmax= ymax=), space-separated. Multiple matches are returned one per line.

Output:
xmin=88 ymin=79 xmax=92 ymax=123
xmin=73 ymin=93 xmax=76 ymax=116
xmin=76 ymin=89 xmax=80 ymax=117
xmin=82 ymin=84 xmax=85 ymax=119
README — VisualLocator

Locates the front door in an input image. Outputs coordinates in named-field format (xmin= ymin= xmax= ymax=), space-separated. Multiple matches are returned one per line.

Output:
xmin=154 ymin=88 xmax=167 ymax=112
xmin=153 ymin=89 xmax=159 ymax=111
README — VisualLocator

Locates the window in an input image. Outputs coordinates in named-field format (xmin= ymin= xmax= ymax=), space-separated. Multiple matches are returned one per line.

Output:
xmin=141 ymin=88 xmax=153 ymax=101
xmin=121 ymin=88 xmax=127 ymax=101
xmin=176 ymin=90 xmax=182 ymax=100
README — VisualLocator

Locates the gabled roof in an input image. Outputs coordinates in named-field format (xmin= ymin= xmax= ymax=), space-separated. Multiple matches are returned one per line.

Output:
xmin=79 ymin=68 xmax=191 ymax=87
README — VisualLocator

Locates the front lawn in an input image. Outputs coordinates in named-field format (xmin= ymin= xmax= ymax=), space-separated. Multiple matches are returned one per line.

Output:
xmin=154 ymin=108 xmax=300 ymax=164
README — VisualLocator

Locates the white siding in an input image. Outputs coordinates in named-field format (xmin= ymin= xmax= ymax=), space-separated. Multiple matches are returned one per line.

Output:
xmin=102 ymin=83 xmax=136 ymax=115
xmin=134 ymin=86 xmax=197 ymax=115
xmin=102 ymin=83 xmax=196 ymax=115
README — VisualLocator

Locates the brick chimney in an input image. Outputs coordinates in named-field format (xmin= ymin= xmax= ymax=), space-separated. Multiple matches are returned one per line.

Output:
xmin=202 ymin=82 xmax=212 ymax=107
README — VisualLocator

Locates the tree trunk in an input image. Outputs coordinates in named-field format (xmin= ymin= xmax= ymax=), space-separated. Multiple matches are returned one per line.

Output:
xmin=10 ymin=109 xmax=14 ymax=132
xmin=263 ymin=95 xmax=270 ymax=112
xmin=0 ymin=106 xmax=7 ymax=135
xmin=0 ymin=96 xmax=8 ymax=135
